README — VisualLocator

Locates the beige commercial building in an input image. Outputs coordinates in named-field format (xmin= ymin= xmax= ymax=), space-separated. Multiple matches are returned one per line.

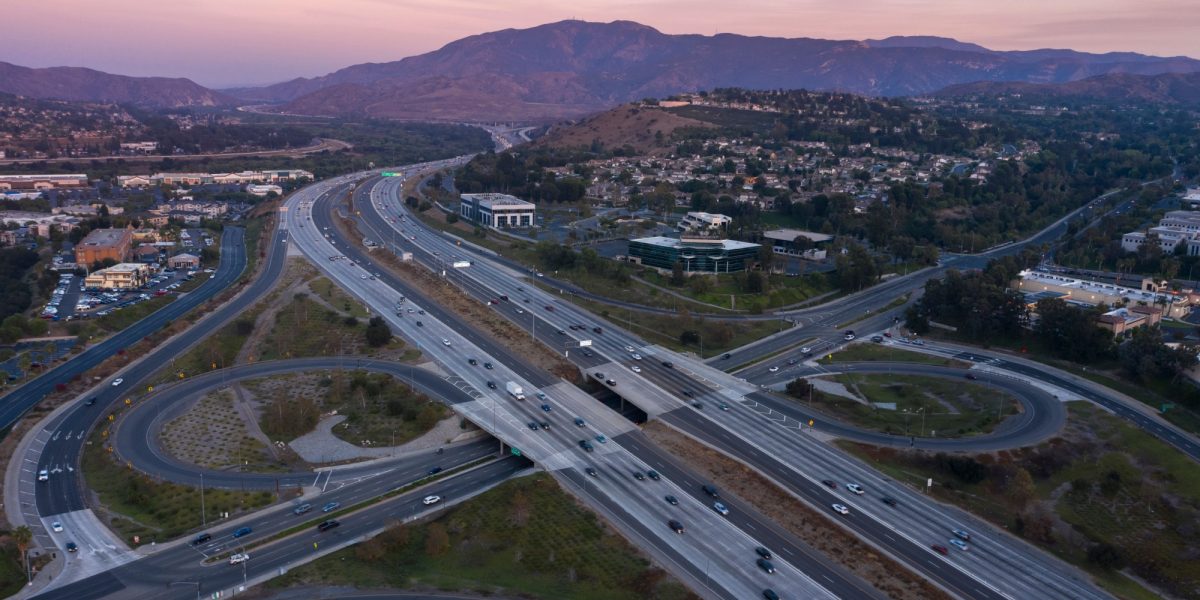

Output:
xmin=84 ymin=263 xmax=151 ymax=290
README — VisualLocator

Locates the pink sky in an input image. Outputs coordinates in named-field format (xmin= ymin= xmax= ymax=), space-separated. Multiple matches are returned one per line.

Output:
xmin=4 ymin=0 xmax=1197 ymax=87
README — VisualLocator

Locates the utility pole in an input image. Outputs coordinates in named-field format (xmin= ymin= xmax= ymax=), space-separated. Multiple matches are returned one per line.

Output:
xmin=200 ymin=472 xmax=206 ymax=527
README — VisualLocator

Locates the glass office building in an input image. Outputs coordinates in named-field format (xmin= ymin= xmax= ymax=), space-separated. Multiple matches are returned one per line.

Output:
xmin=628 ymin=236 xmax=760 ymax=273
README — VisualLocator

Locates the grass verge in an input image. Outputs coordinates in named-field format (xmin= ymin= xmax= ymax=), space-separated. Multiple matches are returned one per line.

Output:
xmin=818 ymin=342 xmax=968 ymax=367
xmin=268 ymin=472 xmax=696 ymax=600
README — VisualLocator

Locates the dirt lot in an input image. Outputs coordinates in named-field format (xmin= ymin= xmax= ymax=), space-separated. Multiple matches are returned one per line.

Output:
xmin=161 ymin=387 xmax=274 ymax=470
xmin=643 ymin=421 xmax=950 ymax=600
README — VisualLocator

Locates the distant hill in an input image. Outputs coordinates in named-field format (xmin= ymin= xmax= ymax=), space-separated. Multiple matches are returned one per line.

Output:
xmin=0 ymin=61 xmax=232 ymax=108
xmin=533 ymin=103 xmax=715 ymax=154
xmin=225 ymin=20 xmax=1200 ymax=122
xmin=935 ymin=71 xmax=1200 ymax=106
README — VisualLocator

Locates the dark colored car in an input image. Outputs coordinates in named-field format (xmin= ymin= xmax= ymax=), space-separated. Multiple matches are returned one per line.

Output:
xmin=682 ymin=389 xmax=694 ymax=398
xmin=579 ymin=440 xmax=594 ymax=452
xmin=85 ymin=397 xmax=97 ymax=406
xmin=484 ymin=362 xmax=493 ymax=369
xmin=232 ymin=527 xmax=252 ymax=538
xmin=882 ymin=497 xmax=898 ymax=507
xmin=668 ymin=520 xmax=685 ymax=534
xmin=665 ymin=495 xmax=678 ymax=505
xmin=763 ymin=590 xmax=780 ymax=600
xmin=574 ymin=418 xmax=586 ymax=427
xmin=965 ymin=373 xmax=978 ymax=380
xmin=647 ymin=470 xmax=660 ymax=481
xmin=192 ymin=533 xmax=212 ymax=545
xmin=661 ymin=361 xmax=673 ymax=368
xmin=528 ymin=422 xmax=539 ymax=431
xmin=486 ymin=381 xmax=497 ymax=389
xmin=592 ymin=327 xmax=603 ymax=334
xmin=756 ymin=546 xmax=773 ymax=560
xmin=467 ymin=358 xmax=477 ymax=365
xmin=722 ymin=353 xmax=732 ymax=359
xmin=605 ymin=379 xmax=617 ymax=387
xmin=541 ymin=403 xmax=552 ymax=412
xmin=821 ymin=479 xmax=837 ymax=489
xmin=931 ymin=544 xmax=949 ymax=555
xmin=428 ymin=467 xmax=442 ymax=475
xmin=632 ymin=471 xmax=646 ymax=481
xmin=317 ymin=519 xmax=340 ymax=532
xmin=66 ymin=542 xmax=77 ymax=553
xmin=585 ymin=467 xmax=597 ymax=477
xmin=539 ymin=421 xmax=550 ymax=430
xmin=757 ymin=558 xmax=776 ymax=574
xmin=702 ymin=484 xmax=719 ymax=497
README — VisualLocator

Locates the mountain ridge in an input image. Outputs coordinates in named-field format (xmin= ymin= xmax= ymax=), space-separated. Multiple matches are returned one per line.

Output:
xmin=0 ymin=61 xmax=233 ymax=108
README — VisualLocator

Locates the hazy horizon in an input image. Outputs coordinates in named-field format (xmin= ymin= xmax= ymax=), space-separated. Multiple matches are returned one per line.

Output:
xmin=3 ymin=1 xmax=1198 ymax=88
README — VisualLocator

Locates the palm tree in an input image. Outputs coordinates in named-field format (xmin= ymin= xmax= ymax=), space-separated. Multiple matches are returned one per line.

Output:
xmin=13 ymin=525 xmax=32 ymax=584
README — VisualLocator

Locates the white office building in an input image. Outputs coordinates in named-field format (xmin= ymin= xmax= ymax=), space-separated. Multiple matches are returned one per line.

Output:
xmin=677 ymin=211 xmax=732 ymax=234
xmin=1121 ymin=211 xmax=1200 ymax=256
xmin=459 ymin=193 xmax=535 ymax=229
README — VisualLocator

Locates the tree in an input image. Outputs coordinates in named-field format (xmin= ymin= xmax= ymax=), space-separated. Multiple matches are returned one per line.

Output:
xmin=13 ymin=525 xmax=31 ymax=560
xmin=364 ymin=316 xmax=392 ymax=347
xmin=679 ymin=330 xmax=700 ymax=346
xmin=670 ymin=261 xmax=686 ymax=286
xmin=1009 ymin=468 xmax=1036 ymax=509
xmin=1086 ymin=542 xmax=1125 ymax=570
xmin=445 ymin=213 xmax=459 ymax=224
xmin=1118 ymin=327 xmax=1198 ymax=381
xmin=785 ymin=378 xmax=812 ymax=399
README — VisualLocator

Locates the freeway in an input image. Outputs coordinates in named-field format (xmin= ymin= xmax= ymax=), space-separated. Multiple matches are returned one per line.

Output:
xmin=352 ymin=174 xmax=1111 ymax=599
xmin=34 ymin=455 xmax=531 ymax=600
xmin=290 ymin=173 xmax=861 ymax=599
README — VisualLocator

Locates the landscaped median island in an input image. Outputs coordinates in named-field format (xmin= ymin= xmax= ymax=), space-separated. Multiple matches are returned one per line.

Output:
xmin=267 ymin=473 xmax=697 ymax=600
xmin=817 ymin=341 xmax=968 ymax=367
xmin=641 ymin=421 xmax=948 ymax=600
xmin=784 ymin=373 xmax=1020 ymax=438
xmin=839 ymin=402 xmax=1200 ymax=600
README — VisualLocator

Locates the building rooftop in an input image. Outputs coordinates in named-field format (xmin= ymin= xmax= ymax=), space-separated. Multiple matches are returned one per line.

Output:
xmin=632 ymin=236 xmax=760 ymax=251
xmin=461 ymin=193 xmax=534 ymax=209
xmin=1018 ymin=270 xmax=1179 ymax=306
xmin=79 ymin=228 xmax=129 ymax=247
xmin=763 ymin=229 xmax=834 ymax=244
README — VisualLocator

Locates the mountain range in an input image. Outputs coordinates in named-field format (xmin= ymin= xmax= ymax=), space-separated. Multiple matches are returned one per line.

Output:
xmin=4 ymin=20 xmax=1200 ymax=119
xmin=936 ymin=71 xmax=1200 ymax=106
xmin=0 ymin=61 xmax=231 ymax=108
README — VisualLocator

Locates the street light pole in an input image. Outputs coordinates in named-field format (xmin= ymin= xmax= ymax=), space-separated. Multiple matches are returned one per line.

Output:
xmin=200 ymin=472 xmax=206 ymax=527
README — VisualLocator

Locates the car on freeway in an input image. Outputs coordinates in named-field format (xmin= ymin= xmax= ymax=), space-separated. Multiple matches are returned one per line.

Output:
xmin=964 ymin=373 xmax=978 ymax=380
xmin=592 ymin=327 xmax=603 ymax=334
xmin=757 ymin=558 xmax=776 ymax=574
xmin=952 ymin=528 xmax=971 ymax=541
xmin=192 ymin=533 xmax=212 ymax=545
xmin=423 ymin=495 xmax=441 ymax=505
xmin=595 ymin=434 xmax=607 ymax=444
xmin=585 ymin=467 xmax=597 ymax=477
xmin=763 ymin=590 xmax=780 ymax=600
xmin=632 ymin=471 xmax=646 ymax=481
xmin=574 ymin=418 xmax=586 ymax=427
xmin=541 ymin=403 xmax=552 ymax=412
xmin=37 ymin=469 xmax=48 ymax=482
xmin=665 ymin=495 xmax=678 ymax=505
xmin=624 ymin=345 xmax=635 ymax=352
xmin=232 ymin=526 xmax=252 ymax=538
xmin=713 ymin=501 xmax=730 ymax=516
xmin=484 ymin=362 xmax=493 ymax=369
xmin=718 ymin=402 xmax=729 ymax=411
xmin=539 ymin=421 xmax=550 ymax=430
xmin=360 ymin=274 xmax=367 ymax=279
xmin=468 ymin=358 xmax=477 ymax=365
xmin=593 ymin=371 xmax=605 ymax=380
xmin=111 ymin=378 xmax=123 ymax=387
xmin=428 ymin=467 xmax=442 ymax=475
xmin=844 ymin=333 xmax=856 ymax=341
xmin=882 ymin=496 xmax=898 ymax=507
xmin=756 ymin=546 xmax=773 ymax=560
xmin=486 ymin=381 xmax=497 ymax=389
xmin=846 ymin=483 xmax=865 ymax=495
xmin=528 ymin=422 xmax=539 ymax=431
xmin=692 ymin=401 xmax=703 ymax=409
xmin=871 ymin=335 xmax=884 ymax=343
xmin=229 ymin=553 xmax=250 ymax=565
xmin=51 ymin=521 xmax=62 ymax=533
xmin=681 ymin=389 xmax=694 ymax=398
xmin=647 ymin=470 xmax=660 ymax=480
xmin=702 ymin=484 xmax=719 ymax=497
xmin=416 ymin=321 xmax=423 ymax=327
xmin=630 ymin=365 xmax=641 ymax=373
xmin=418 ymin=310 xmax=425 ymax=315
xmin=831 ymin=503 xmax=850 ymax=515
xmin=605 ymin=379 xmax=617 ymax=386
xmin=516 ymin=308 xmax=524 ymax=314
xmin=949 ymin=539 xmax=969 ymax=551
xmin=821 ymin=479 xmax=837 ymax=489
xmin=66 ymin=542 xmax=77 ymax=553
xmin=441 ymin=339 xmax=451 ymax=346
xmin=800 ymin=346 xmax=812 ymax=353
xmin=668 ymin=519 xmax=685 ymax=534
xmin=536 ymin=392 xmax=547 ymax=400
xmin=768 ymin=366 xmax=779 ymax=372
xmin=632 ymin=353 xmax=642 ymax=361
xmin=931 ymin=544 xmax=949 ymax=555
xmin=293 ymin=503 xmax=313 ymax=515
xmin=85 ymin=397 xmax=97 ymax=407
xmin=579 ymin=440 xmax=594 ymax=452
xmin=787 ymin=358 xmax=798 ymax=365
xmin=661 ymin=361 xmax=673 ymax=368
xmin=317 ymin=520 xmax=340 ymax=532
xmin=722 ymin=353 xmax=731 ymax=359
xmin=322 ymin=502 xmax=340 ymax=513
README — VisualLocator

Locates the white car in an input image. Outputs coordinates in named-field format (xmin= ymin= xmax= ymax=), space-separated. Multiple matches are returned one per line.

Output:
xmin=111 ymin=378 xmax=124 ymax=387
xmin=625 ymin=345 xmax=635 ymax=352
xmin=631 ymin=353 xmax=642 ymax=361
xmin=51 ymin=521 xmax=63 ymax=532
xmin=423 ymin=495 xmax=441 ymax=505
xmin=441 ymin=339 xmax=451 ymax=346
xmin=846 ymin=483 xmax=865 ymax=495
xmin=229 ymin=552 xmax=250 ymax=565
xmin=768 ymin=366 xmax=779 ymax=372
xmin=630 ymin=365 xmax=642 ymax=373
xmin=713 ymin=501 xmax=729 ymax=516
xmin=831 ymin=503 xmax=850 ymax=515
xmin=37 ymin=469 xmax=49 ymax=482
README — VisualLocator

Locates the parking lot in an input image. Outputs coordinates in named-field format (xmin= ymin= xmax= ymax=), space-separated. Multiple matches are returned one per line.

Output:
xmin=41 ymin=268 xmax=211 ymax=322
